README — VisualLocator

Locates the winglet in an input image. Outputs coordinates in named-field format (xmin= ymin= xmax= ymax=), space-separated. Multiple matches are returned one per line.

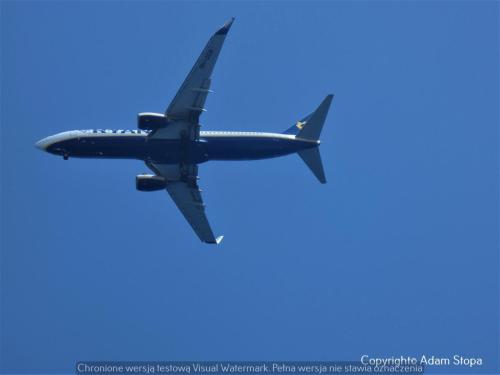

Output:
xmin=216 ymin=17 xmax=235 ymax=35
xmin=206 ymin=235 xmax=224 ymax=245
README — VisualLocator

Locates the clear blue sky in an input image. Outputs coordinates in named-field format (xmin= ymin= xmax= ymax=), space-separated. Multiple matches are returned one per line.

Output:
xmin=1 ymin=1 xmax=498 ymax=373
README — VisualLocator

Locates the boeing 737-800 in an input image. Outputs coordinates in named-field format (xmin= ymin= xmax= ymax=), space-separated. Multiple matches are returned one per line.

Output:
xmin=35 ymin=18 xmax=334 ymax=244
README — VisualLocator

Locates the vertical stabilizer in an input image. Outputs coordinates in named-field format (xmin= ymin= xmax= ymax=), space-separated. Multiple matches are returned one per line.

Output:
xmin=296 ymin=95 xmax=333 ymax=140
xmin=283 ymin=95 xmax=333 ymax=183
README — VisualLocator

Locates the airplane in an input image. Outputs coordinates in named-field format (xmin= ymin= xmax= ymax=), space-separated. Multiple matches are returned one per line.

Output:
xmin=35 ymin=18 xmax=334 ymax=244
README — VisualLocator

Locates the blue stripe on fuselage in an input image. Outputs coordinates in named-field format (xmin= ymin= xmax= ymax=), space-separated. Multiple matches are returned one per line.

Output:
xmin=202 ymin=136 xmax=314 ymax=161
xmin=47 ymin=132 xmax=316 ymax=163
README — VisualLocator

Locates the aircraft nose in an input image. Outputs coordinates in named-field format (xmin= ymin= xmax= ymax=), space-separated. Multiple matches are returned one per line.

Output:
xmin=35 ymin=138 xmax=50 ymax=151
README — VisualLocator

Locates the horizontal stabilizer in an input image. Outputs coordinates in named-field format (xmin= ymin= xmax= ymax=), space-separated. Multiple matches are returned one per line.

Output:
xmin=298 ymin=147 xmax=326 ymax=184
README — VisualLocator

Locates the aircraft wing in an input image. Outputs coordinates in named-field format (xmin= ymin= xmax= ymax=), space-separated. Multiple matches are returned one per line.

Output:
xmin=150 ymin=18 xmax=234 ymax=141
xmin=147 ymin=162 xmax=223 ymax=244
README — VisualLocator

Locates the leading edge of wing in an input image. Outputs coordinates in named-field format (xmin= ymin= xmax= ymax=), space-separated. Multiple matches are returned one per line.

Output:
xmin=147 ymin=162 xmax=223 ymax=245
xmin=166 ymin=181 xmax=223 ymax=245
xmin=164 ymin=17 xmax=235 ymax=122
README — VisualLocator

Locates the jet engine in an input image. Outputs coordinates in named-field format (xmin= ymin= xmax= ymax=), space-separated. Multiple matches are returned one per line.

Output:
xmin=137 ymin=112 xmax=168 ymax=130
xmin=136 ymin=174 xmax=166 ymax=191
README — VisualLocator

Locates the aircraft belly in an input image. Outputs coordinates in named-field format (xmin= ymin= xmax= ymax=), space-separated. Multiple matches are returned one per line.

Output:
xmin=70 ymin=136 xmax=148 ymax=159
xmin=52 ymin=135 xmax=307 ymax=163
xmin=62 ymin=136 xmax=210 ymax=164
xmin=203 ymin=137 xmax=303 ymax=161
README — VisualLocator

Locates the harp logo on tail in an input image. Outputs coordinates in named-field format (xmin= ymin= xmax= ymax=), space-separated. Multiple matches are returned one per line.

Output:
xmin=296 ymin=121 xmax=306 ymax=130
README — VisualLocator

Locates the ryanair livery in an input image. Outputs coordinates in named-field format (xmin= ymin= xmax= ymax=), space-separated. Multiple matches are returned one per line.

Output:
xmin=35 ymin=18 xmax=334 ymax=244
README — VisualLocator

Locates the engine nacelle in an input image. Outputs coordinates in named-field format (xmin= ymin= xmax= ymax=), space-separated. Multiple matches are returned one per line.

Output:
xmin=136 ymin=174 xmax=166 ymax=192
xmin=137 ymin=112 xmax=168 ymax=130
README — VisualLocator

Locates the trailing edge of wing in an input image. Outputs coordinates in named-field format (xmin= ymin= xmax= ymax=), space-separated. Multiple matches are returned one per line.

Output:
xmin=149 ymin=18 xmax=234 ymax=141
xmin=166 ymin=181 xmax=223 ymax=244
xmin=164 ymin=18 xmax=235 ymax=124
xmin=146 ymin=162 xmax=222 ymax=245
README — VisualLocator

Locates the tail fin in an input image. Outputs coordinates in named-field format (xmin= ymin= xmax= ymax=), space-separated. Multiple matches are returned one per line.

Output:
xmin=283 ymin=95 xmax=333 ymax=184
xmin=283 ymin=95 xmax=334 ymax=140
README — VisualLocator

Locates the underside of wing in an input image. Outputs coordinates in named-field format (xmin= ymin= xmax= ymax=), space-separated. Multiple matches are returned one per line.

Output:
xmin=147 ymin=162 xmax=223 ymax=244
xmin=166 ymin=181 xmax=223 ymax=244
xmin=149 ymin=18 xmax=234 ymax=141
